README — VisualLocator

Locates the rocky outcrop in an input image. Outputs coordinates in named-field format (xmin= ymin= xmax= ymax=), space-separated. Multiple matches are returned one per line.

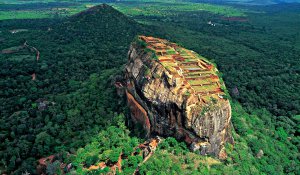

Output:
xmin=124 ymin=36 xmax=233 ymax=157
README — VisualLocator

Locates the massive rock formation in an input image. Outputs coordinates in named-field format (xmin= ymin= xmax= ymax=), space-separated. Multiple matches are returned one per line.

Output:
xmin=124 ymin=36 xmax=233 ymax=157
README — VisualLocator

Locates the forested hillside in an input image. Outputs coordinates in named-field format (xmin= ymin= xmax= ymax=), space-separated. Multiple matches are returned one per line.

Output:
xmin=0 ymin=4 xmax=148 ymax=173
xmin=0 ymin=2 xmax=299 ymax=175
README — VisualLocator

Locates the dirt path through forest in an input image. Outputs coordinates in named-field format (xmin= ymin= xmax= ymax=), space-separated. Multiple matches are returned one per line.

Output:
xmin=24 ymin=41 xmax=40 ymax=61
xmin=24 ymin=41 xmax=40 ymax=80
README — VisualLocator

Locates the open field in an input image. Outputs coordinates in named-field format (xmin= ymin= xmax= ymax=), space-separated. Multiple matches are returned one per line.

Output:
xmin=112 ymin=1 xmax=245 ymax=17
xmin=0 ymin=2 xmax=86 ymax=20
xmin=0 ymin=0 xmax=246 ymax=20
xmin=0 ymin=11 xmax=53 ymax=20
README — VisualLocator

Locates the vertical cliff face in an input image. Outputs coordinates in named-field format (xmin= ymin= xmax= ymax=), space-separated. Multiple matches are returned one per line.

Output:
xmin=125 ymin=36 xmax=233 ymax=158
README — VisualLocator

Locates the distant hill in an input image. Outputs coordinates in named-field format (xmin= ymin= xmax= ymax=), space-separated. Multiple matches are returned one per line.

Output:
xmin=39 ymin=3 xmax=148 ymax=72
xmin=57 ymin=4 xmax=145 ymax=50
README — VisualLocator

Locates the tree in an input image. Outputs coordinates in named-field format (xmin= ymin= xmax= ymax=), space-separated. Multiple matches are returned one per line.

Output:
xmin=46 ymin=160 xmax=60 ymax=175
xmin=109 ymin=148 xmax=121 ymax=164
xmin=34 ymin=132 xmax=54 ymax=156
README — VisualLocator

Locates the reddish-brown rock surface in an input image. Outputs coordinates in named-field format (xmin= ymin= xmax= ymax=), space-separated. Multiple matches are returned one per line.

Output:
xmin=126 ymin=91 xmax=151 ymax=134
xmin=125 ymin=36 xmax=233 ymax=157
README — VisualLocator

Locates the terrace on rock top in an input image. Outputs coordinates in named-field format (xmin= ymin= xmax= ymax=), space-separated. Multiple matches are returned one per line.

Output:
xmin=125 ymin=36 xmax=233 ymax=157
xmin=139 ymin=35 xmax=225 ymax=103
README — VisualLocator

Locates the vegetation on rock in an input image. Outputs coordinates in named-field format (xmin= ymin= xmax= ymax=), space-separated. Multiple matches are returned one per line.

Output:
xmin=0 ymin=1 xmax=299 ymax=174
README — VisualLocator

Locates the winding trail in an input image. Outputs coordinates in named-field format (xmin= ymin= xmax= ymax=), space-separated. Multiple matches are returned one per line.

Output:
xmin=24 ymin=41 xmax=40 ymax=80
xmin=24 ymin=41 xmax=40 ymax=61
xmin=133 ymin=137 xmax=162 ymax=175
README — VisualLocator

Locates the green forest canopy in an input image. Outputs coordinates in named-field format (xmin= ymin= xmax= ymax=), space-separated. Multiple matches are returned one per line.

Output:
xmin=0 ymin=2 xmax=299 ymax=174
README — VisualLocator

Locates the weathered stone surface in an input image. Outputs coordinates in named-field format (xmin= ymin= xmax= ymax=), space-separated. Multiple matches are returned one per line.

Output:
xmin=124 ymin=36 xmax=233 ymax=157
xmin=256 ymin=149 xmax=264 ymax=159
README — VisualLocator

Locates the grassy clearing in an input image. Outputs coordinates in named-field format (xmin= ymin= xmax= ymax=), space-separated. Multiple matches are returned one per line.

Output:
xmin=112 ymin=1 xmax=246 ymax=17
xmin=0 ymin=2 xmax=87 ymax=20
xmin=188 ymin=79 xmax=212 ymax=85
xmin=0 ymin=1 xmax=245 ymax=20
xmin=0 ymin=6 xmax=87 ymax=20
xmin=0 ymin=0 xmax=50 ymax=4
xmin=7 ymin=55 xmax=35 ymax=62
xmin=0 ymin=11 xmax=51 ymax=20
xmin=166 ymin=49 xmax=177 ymax=55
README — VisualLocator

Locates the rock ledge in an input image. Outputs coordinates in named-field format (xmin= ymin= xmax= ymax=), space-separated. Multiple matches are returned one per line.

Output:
xmin=125 ymin=36 xmax=233 ymax=157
